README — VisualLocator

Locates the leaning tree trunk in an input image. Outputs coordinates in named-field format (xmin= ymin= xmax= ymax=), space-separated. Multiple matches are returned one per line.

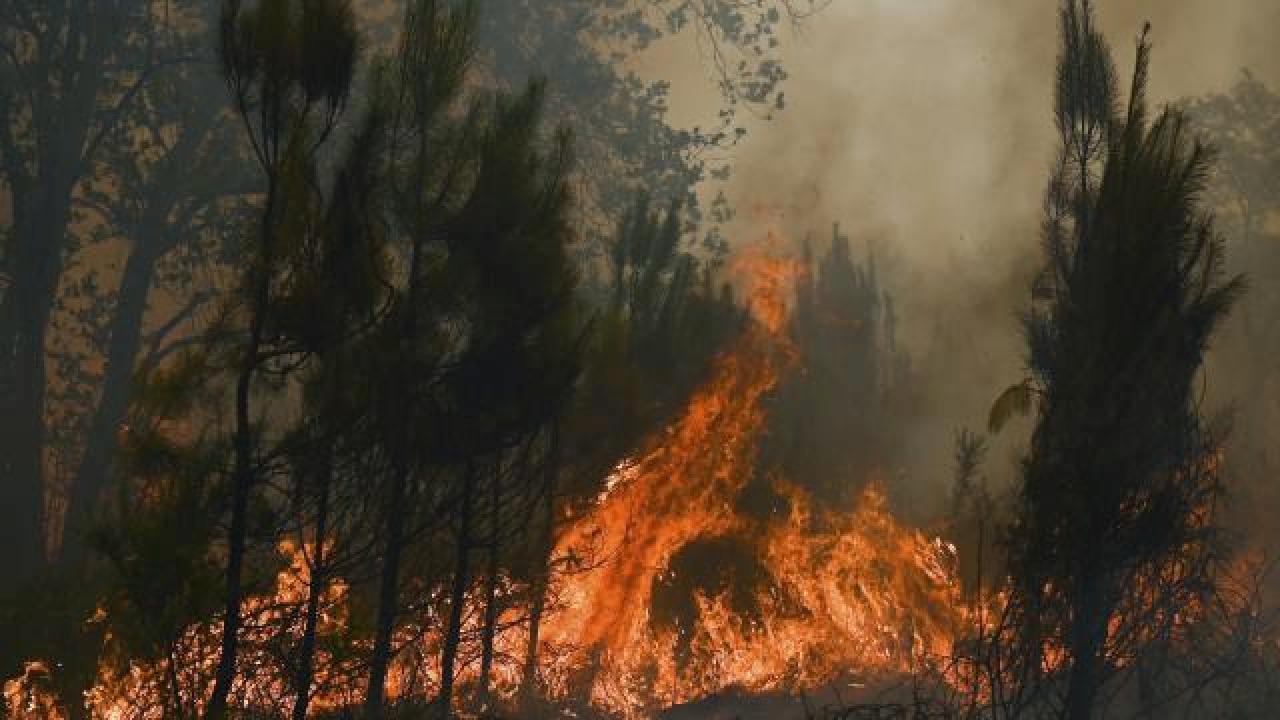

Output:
xmin=63 ymin=98 xmax=224 ymax=566
xmin=63 ymin=242 xmax=159 ymax=567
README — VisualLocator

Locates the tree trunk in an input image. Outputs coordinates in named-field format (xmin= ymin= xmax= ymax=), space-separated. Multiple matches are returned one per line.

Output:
xmin=0 ymin=0 xmax=121 ymax=585
xmin=518 ymin=506 xmax=551 ymax=712
xmin=0 ymin=279 xmax=53 ymax=582
xmin=207 ymin=399 xmax=253 ymax=719
xmin=366 ymin=183 xmax=433 ymax=718
xmin=63 ymin=243 xmax=158 ymax=567
xmin=438 ymin=466 xmax=477 ymax=719
xmin=0 ymin=194 xmax=72 ymax=585
xmin=364 ymin=464 xmax=410 ymax=719
xmin=519 ymin=426 xmax=559 ymax=711
xmin=62 ymin=97 xmax=221 ymax=566
xmin=1065 ymin=574 xmax=1106 ymax=720
xmin=292 ymin=449 xmax=331 ymax=720
xmin=208 ymin=179 xmax=277 ymax=719
xmin=475 ymin=472 xmax=502 ymax=711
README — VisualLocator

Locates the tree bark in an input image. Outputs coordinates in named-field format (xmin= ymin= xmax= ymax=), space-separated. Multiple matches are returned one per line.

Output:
xmin=208 ymin=177 xmax=277 ymax=719
xmin=518 ymin=501 xmax=552 ymax=713
xmin=364 ymin=464 xmax=410 ymax=719
xmin=63 ymin=241 xmax=158 ymax=566
xmin=438 ymin=466 xmax=476 ymax=719
xmin=0 ymin=278 xmax=54 ymax=581
xmin=0 ymin=191 xmax=73 ymax=585
xmin=292 ymin=450 xmax=331 ymax=720
xmin=1065 ymin=573 xmax=1106 ymax=720
xmin=475 ymin=471 xmax=502 ymax=711
xmin=366 ymin=161 xmax=433 ymax=717
xmin=519 ymin=426 xmax=559 ymax=711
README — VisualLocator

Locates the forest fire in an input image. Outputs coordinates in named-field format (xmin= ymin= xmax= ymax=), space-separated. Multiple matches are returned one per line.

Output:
xmin=534 ymin=243 xmax=965 ymax=714
xmin=4 ymin=0 xmax=1277 ymax=718
xmin=5 ymin=241 xmax=967 ymax=719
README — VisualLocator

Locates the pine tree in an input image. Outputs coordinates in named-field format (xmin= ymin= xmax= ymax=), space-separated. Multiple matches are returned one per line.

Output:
xmin=63 ymin=2 xmax=251 ymax=570
xmin=209 ymin=0 xmax=360 ymax=714
xmin=994 ymin=4 xmax=1245 ymax=717
xmin=0 ymin=0 xmax=188 ymax=588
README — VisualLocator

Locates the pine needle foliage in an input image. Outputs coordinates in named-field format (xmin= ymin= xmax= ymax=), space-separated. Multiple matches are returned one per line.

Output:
xmin=993 ymin=3 xmax=1246 ymax=717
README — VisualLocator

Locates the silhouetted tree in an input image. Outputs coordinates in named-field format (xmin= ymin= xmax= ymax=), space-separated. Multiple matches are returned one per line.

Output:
xmin=427 ymin=80 xmax=581 ymax=719
xmin=278 ymin=93 xmax=391 ymax=720
xmin=1187 ymin=73 xmax=1280 ymax=545
xmin=209 ymin=0 xmax=361 ymax=714
xmin=762 ymin=223 xmax=893 ymax=504
xmin=1187 ymin=71 xmax=1280 ymax=248
xmin=91 ymin=351 xmax=228 ymax=720
xmin=0 ymin=0 xmax=190 ymax=587
xmin=947 ymin=429 xmax=994 ymax=600
xmin=989 ymin=4 xmax=1245 ymax=717
xmin=471 ymin=1 xmax=828 ymax=266
xmin=0 ymin=1 xmax=792 ymax=717
xmin=62 ymin=4 xmax=250 ymax=569
xmin=0 ymin=2 xmax=244 ymax=708
xmin=356 ymin=1 xmax=481 ymax=712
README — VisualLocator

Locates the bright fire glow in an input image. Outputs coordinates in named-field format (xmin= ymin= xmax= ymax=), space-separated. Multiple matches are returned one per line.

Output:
xmin=6 ymin=238 xmax=967 ymax=718
xmin=534 ymin=240 xmax=964 ymax=715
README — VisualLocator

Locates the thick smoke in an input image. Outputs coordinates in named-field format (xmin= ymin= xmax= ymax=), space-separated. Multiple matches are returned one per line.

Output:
xmin=640 ymin=0 xmax=1280 ymax=517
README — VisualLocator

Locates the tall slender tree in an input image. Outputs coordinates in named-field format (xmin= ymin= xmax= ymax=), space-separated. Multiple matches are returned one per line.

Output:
xmin=0 ymin=0 xmax=185 ymax=586
xmin=426 ymin=77 xmax=582 ymax=720
xmin=359 ymin=1 xmax=481 ymax=712
xmin=62 ymin=12 xmax=250 ymax=567
xmin=991 ymin=4 xmax=1245 ymax=717
xmin=280 ymin=96 xmax=390 ymax=720
xmin=209 ymin=0 xmax=360 ymax=714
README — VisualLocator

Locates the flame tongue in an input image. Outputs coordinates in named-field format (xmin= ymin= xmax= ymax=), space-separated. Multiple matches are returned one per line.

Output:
xmin=543 ymin=250 xmax=796 ymax=698
xmin=540 ymin=242 xmax=963 ymax=714
xmin=12 ymin=240 xmax=964 ymax=719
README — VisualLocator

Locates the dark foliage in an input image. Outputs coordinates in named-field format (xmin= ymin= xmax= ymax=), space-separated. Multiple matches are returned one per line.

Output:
xmin=970 ymin=4 xmax=1248 ymax=718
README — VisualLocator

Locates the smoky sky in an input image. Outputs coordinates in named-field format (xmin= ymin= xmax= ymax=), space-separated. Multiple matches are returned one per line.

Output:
xmin=638 ymin=0 xmax=1280 ymax=514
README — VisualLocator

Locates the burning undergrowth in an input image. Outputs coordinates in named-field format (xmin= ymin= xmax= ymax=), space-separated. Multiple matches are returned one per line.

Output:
xmin=533 ymin=240 xmax=965 ymax=716
xmin=6 ymin=239 xmax=967 ymax=719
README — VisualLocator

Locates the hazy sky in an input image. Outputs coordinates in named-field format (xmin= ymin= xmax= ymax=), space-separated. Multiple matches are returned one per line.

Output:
xmin=640 ymin=0 xmax=1280 ymax=510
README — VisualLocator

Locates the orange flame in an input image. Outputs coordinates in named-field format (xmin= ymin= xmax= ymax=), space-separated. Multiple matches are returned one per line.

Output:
xmin=534 ymin=238 xmax=965 ymax=714
xmin=8 ymin=237 xmax=969 ymax=718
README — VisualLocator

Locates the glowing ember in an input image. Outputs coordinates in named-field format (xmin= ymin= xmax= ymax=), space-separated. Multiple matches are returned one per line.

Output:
xmin=4 ymin=662 xmax=66 ymax=720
